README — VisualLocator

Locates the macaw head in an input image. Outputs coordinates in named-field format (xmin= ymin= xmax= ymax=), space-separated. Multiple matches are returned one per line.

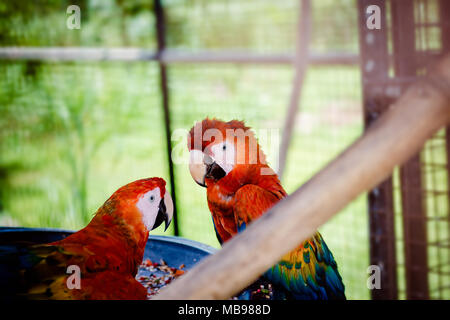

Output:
xmin=187 ymin=118 xmax=267 ymax=187
xmin=104 ymin=177 xmax=174 ymax=232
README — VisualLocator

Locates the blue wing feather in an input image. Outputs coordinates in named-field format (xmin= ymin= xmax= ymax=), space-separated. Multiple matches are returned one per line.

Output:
xmin=211 ymin=215 xmax=224 ymax=245
xmin=238 ymin=221 xmax=345 ymax=300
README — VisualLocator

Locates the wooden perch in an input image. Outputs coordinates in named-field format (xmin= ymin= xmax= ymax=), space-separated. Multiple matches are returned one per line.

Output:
xmin=154 ymin=54 xmax=450 ymax=300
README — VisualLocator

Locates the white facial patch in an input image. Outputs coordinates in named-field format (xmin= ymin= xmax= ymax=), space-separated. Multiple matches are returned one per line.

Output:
xmin=136 ymin=187 xmax=161 ymax=231
xmin=209 ymin=141 xmax=236 ymax=175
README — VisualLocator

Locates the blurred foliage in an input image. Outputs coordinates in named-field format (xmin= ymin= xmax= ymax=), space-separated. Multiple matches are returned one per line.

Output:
xmin=0 ymin=0 xmax=358 ymax=51
xmin=0 ymin=61 xmax=168 ymax=229
xmin=164 ymin=0 xmax=358 ymax=53
xmin=0 ymin=0 xmax=156 ymax=47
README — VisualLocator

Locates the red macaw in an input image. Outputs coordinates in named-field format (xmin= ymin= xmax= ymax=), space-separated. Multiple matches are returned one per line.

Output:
xmin=0 ymin=177 xmax=173 ymax=300
xmin=188 ymin=118 xmax=345 ymax=300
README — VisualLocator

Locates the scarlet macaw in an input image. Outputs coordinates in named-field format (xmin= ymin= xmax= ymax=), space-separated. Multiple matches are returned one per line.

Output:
xmin=188 ymin=118 xmax=345 ymax=300
xmin=0 ymin=177 xmax=173 ymax=299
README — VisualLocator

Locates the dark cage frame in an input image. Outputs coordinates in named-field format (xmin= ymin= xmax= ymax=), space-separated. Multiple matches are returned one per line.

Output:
xmin=359 ymin=0 xmax=450 ymax=300
xmin=0 ymin=0 xmax=449 ymax=300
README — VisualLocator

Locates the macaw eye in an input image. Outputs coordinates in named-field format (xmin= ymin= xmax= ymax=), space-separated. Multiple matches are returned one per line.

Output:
xmin=222 ymin=145 xmax=226 ymax=151
xmin=149 ymin=195 xmax=155 ymax=202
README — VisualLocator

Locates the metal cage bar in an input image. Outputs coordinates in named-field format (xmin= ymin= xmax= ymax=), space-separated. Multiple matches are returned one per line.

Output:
xmin=155 ymin=0 xmax=179 ymax=236
xmin=0 ymin=48 xmax=359 ymax=65
xmin=358 ymin=0 xmax=398 ymax=300
xmin=440 ymin=0 xmax=450 ymax=206
xmin=439 ymin=0 xmax=450 ymax=301
xmin=278 ymin=0 xmax=311 ymax=179
xmin=391 ymin=0 xmax=429 ymax=299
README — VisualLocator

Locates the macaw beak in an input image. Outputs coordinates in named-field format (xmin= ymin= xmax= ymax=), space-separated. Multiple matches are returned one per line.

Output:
xmin=189 ymin=150 xmax=226 ymax=187
xmin=203 ymin=154 xmax=226 ymax=181
xmin=189 ymin=150 xmax=207 ymax=187
xmin=152 ymin=192 xmax=173 ymax=231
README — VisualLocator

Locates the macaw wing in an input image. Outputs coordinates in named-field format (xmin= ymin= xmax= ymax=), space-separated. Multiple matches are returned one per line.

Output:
xmin=233 ymin=185 xmax=345 ymax=300
xmin=57 ymin=271 xmax=147 ymax=300
xmin=24 ymin=268 xmax=146 ymax=300
xmin=265 ymin=233 xmax=346 ymax=300
xmin=0 ymin=242 xmax=107 ymax=299
xmin=233 ymin=184 xmax=281 ymax=232
xmin=211 ymin=216 xmax=224 ymax=245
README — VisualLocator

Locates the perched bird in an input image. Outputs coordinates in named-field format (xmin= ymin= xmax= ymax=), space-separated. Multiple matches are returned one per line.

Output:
xmin=0 ymin=177 xmax=173 ymax=300
xmin=188 ymin=118 xmax=345 ymax=300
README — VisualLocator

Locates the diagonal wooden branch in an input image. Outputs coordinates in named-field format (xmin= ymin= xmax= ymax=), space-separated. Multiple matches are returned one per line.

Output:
xmin=154 ymin=54 xmax=450 ymax=300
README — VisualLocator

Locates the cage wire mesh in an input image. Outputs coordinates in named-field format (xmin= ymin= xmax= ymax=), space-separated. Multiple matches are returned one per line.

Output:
xmin=164 ymin=0 xmax=367 ymax=299
xmin=380 ymin=0 xmax=450 ymax=300
xmin=413 ymin=0 xmax=449 ymax=299
xmin=0 ymin=61 xmax=169 ymax=231
xmin=0 ymin=0 xmax=169 ymax=234
xmin=0 ymin=0 xmax=448 ymax=300
xmin=422 ymin=130 xmax=450 ymax=299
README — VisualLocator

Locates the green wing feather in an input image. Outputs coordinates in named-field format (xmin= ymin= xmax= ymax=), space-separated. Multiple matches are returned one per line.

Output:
xmin=265 ymin=233 xmax=346 ymax=300
xmin=233 ymin=185 xmax=346 ymax=300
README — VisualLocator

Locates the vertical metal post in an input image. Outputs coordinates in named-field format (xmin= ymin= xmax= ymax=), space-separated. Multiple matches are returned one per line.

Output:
xmin=278 ymin=0 xmax=311 ymax=179
xmin=391 ymin=0 xmax=429 ymax=300
xmin=440 ymin=0 xmax=450 ymax=225
xmin=357 ymin=0 xmax=398 ymax=300
xmin=440 ymin=4 xmax=450 ymax=297
xmin=155 ymin=0 xmax=179 ymax=236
